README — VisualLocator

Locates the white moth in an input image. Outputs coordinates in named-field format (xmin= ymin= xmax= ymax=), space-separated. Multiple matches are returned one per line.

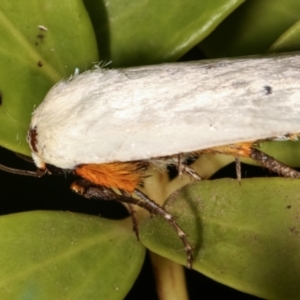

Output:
xmin=27 ymin=52 xmax=300 ymax=268
xmin=29 ymin=52 xmax=300 ymax=170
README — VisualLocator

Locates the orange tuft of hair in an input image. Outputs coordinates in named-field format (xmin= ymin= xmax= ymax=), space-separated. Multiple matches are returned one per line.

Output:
xmin=200 ymin=142 xmax=253 ymax=157
xmin=75 ymin=162 xmax=147 ymax=193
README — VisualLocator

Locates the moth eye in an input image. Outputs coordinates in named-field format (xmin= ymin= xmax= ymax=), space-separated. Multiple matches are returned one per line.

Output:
xmin=28 ymin=127 xmax=38 ymax=153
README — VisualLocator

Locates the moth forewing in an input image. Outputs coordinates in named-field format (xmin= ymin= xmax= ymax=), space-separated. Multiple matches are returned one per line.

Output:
xmin=29 ymin=52 xmax=300 ymax=170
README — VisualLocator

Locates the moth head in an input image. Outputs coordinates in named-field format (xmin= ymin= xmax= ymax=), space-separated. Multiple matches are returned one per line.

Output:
xmin=27 ymin=125 xmax=46 ymax=170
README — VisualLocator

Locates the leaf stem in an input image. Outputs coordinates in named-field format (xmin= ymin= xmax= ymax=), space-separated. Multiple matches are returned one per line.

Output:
xmin=150 ymin=251 xmax=189 ymax=300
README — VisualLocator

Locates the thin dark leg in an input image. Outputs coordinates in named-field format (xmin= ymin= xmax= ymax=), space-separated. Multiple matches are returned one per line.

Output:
xmin=134 ymin=189 xmax=193 ymax=269
xmin=120 ymin=190 xmax=139 ymax=241
xmin=71 ymin=179 xmax=194 ymax=268
xmin=250 ymin=148 xmax=300 ymax=178
xmin=176 ymin=154 xmax=201 ymax=181
xmin=235 ymin=157 xmax=241 ymax=184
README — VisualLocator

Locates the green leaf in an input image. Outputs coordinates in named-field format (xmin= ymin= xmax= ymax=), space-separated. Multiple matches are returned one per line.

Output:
xmin=140 ymin=178 xmax=300 ymax=299
xmin=268 ymin=19 xmax=300 ymax=52
xmin=0 ymin=211 xmax=145 ymax=300
xmin=200 ymin=0 xmax=300 ymax=57
xmin=0 ymin=0 xmax=98 ymax=156
xmin=257 ymin=140 xmax=300 ymax=168
xmin=225 ymin=139 xmax=300 ymax=171
xmin=84 ymin=0 xmax=244 ymax=67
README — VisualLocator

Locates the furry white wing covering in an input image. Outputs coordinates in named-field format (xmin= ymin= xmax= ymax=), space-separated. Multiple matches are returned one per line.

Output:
xmin=29 ymin=52 xmax=300 ymax=169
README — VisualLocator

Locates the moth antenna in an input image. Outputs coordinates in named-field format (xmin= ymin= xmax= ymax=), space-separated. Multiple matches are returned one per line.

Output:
xmin=0 ymin=163 xmax=47 ymax=178
xmin=235 ymin=157 xmax=242 ymax=184
xmin=250 ymin=148 xmax=300 ymax=178
xmin=15 ymin=153 xmax=35 ymax=163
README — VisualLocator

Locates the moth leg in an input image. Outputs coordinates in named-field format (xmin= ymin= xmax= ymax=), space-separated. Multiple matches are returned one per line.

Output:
xmin=250 ymin=148 xmax=300 ymax=178
xmin=120 ymin=190 xmax=139 ymax=240
xmin=127 ymin=204 xmax=139 ymax=240
xmin=177 ymin=153 xmax=184 ymax=178
xmin=177 ymin=154 xmax=201 ymax=181
xmin=199 ymin=143 xmax=254 ymax=182
xmin=134 ymin=189 xmax=193 ymax=269
xmin=235 ymin=157 xmax=242 ymax=184
xmin=71 ymin=179 xmax=140 ymax=240
xmin=71 ymin=179 xmax=194 ymax=269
